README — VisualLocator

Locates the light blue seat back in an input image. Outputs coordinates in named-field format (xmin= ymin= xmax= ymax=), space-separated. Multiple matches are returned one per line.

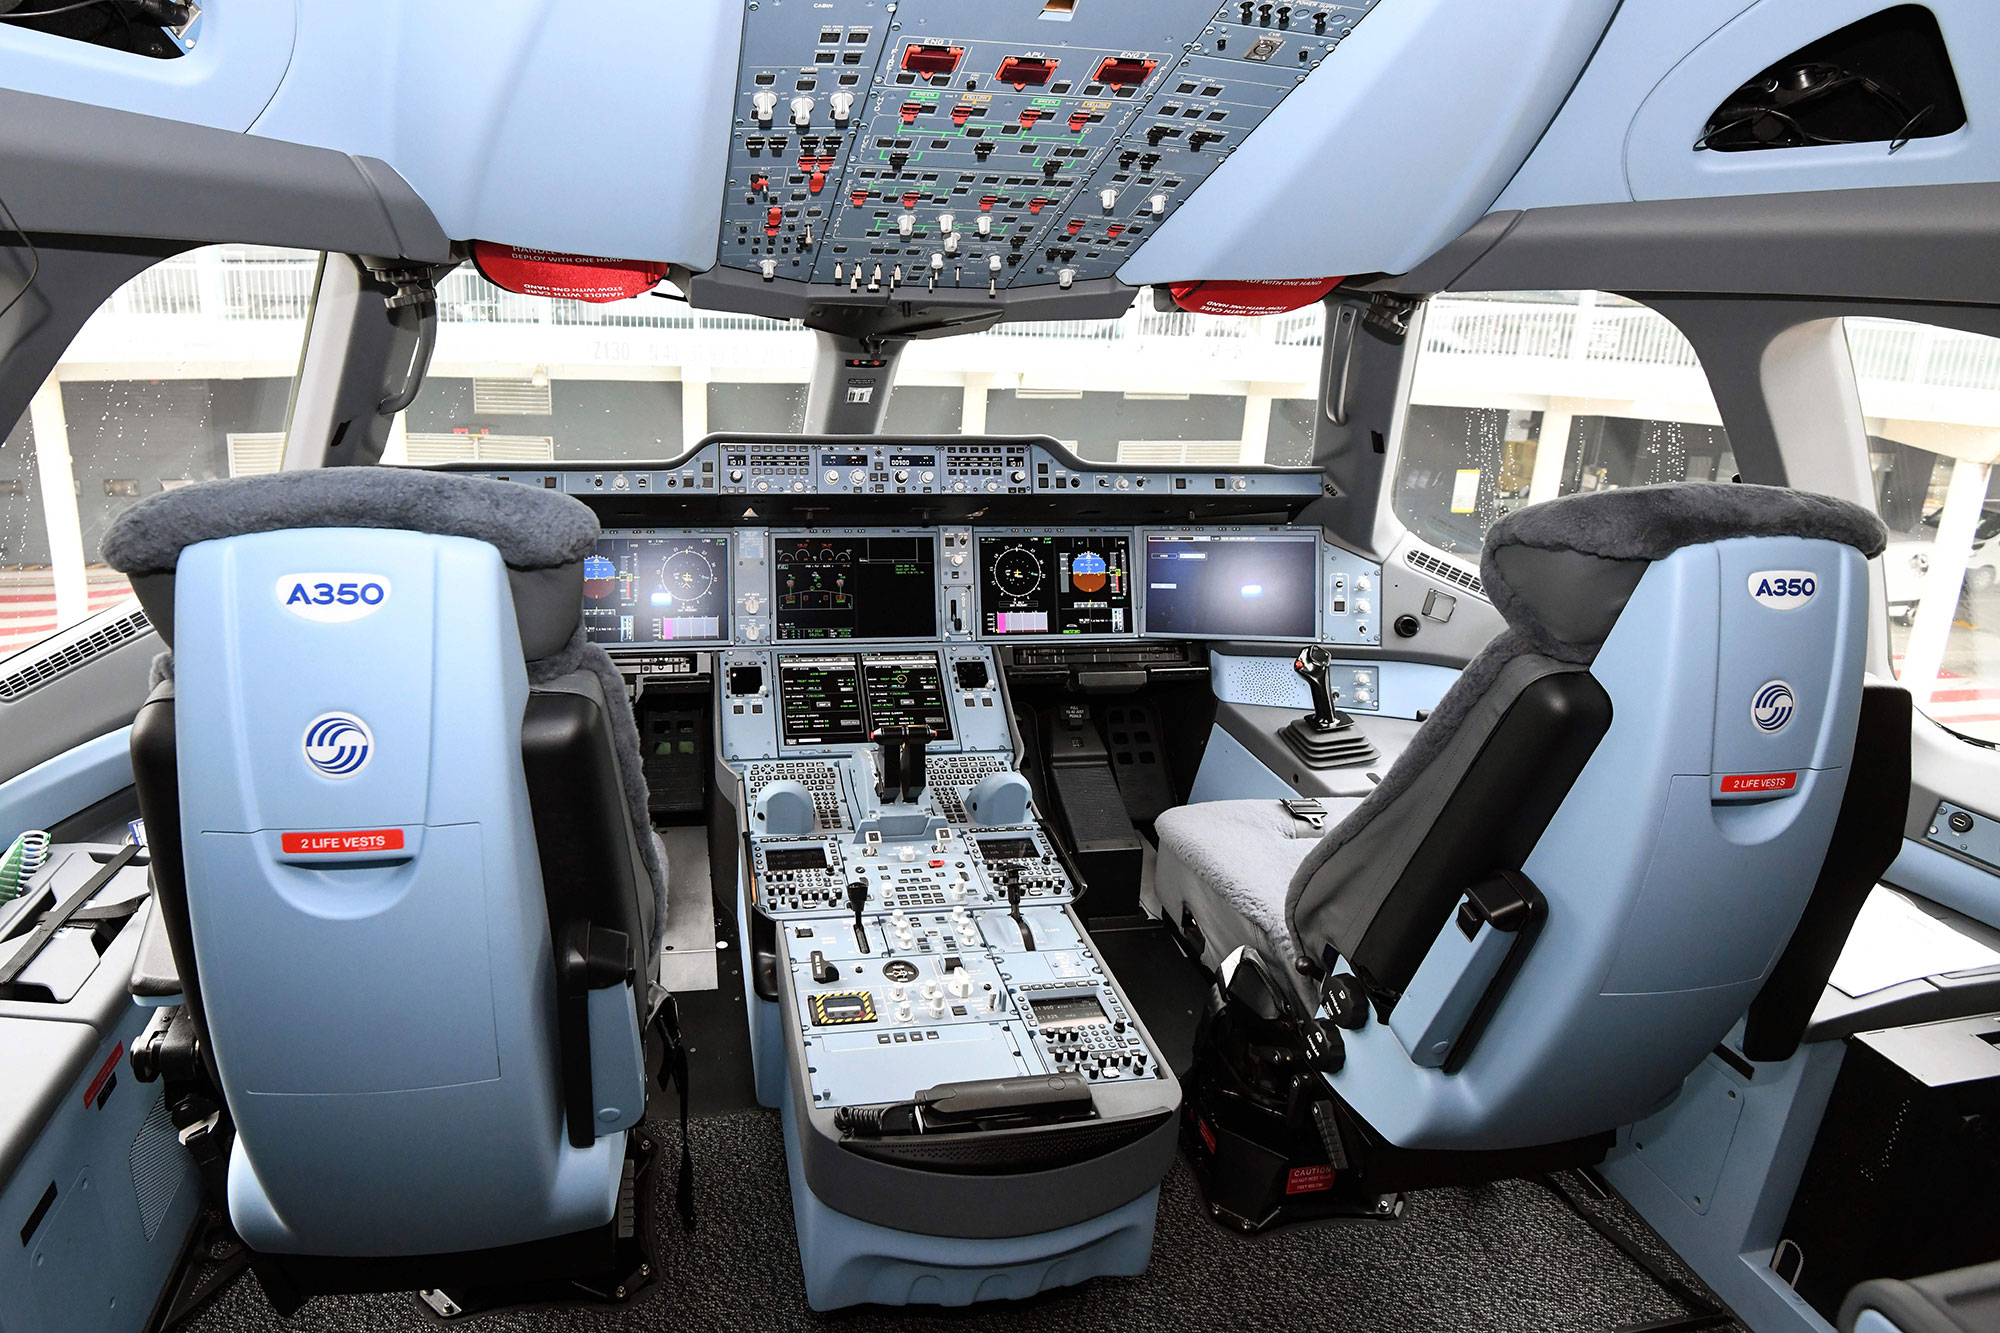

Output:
xmin=172 ymin=527 xmax=623 ymax=1256
xmin=1333 ymin=533 xmax=1870 ymax=1150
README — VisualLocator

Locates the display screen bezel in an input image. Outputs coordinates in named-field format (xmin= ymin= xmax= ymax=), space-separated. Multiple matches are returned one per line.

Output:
xmin=972 ymin=527 xmax=1140 ymax=643
xmin=585 ymin=529 xmax=735 ymax=649
xmin=1137 ymin=528 xmax=1324 ymax=643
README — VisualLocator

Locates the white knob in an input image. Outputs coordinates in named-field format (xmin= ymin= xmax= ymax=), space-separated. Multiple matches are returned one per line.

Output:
xmin=1355 ymin=575 xmax=1372 ymax=592
xmin=929 ymin=995 xmax=947 ymax=1016
xmin=1099 ymin=188 xmax=1117 ymax=210
xmin=759 ymin=259 xmax=776 ymax=280
xmin=921 ymin=470 xmax=935 ymax=483
xmin=889 ymin=984 xmax=907 ymax=1002
xmin=947 ymin=976 xmax=972 ymax=999
xmin=895 ymin=1001 xmax=913 ymax=1022
xmin=851 ymin=469 xmax=866 ymax=484
xmin=898 ymin=213 xmax=915 ymax=236
xmin=1058 ymin=268 xmax=1075 ymax=289
xmin=1354 ymin=599 xmax=1372 ymax=616
xmin=825 ymin=470 xmax=839 ymax=483
xmin=944 ymin=233 xmax=960 ymax=255
xmin=1150 ymin=193 xmax=1167 ymax=214
xmin=830 ymin=91 xmax=854 ymax=122
xmin=744 ymin=596 xmax=762 ymax=613
xmin=939 ymin=213 xmax=955 ymax=233
xmin=790 ymin=95 xmax=814 ymax=127
xmin=930 ymin=252 xmax=944 ymax=270
xmin=899 ymin=846 xmax=916 ymax=861
xmin=950 ymin=551 xmax=966 ymax=567
xmin=977 ymin=215 xmax=992 ymax=236
xmin=890 ymin=911 xmax=909 ymax=927
xmin=745 ymin=624 xmax=762 ymax=641
xmin=988 ymin=254 xmax=1002 ymax=273
xmin=752 ymin=91 xmax=778 ymax=122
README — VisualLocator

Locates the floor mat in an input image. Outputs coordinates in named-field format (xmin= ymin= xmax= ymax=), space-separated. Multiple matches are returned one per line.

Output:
xmin=179 ymin=1110 xmax=1725 ymax=1333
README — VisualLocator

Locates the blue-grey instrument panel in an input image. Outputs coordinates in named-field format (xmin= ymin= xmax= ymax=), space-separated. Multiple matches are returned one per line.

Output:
xmin=721 ymin=0 xmax=1381 ymax=290
xmin=591 ymin=525 xmax=1380 ymax=651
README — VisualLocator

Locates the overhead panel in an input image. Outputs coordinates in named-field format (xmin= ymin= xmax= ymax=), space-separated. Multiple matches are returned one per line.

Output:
xmin=719 ymin=0 xmax=1381 ymax=294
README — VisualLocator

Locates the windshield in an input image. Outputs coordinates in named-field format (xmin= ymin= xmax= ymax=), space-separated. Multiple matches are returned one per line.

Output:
xmin=381 ymin=264 xmax=1325 ymax=467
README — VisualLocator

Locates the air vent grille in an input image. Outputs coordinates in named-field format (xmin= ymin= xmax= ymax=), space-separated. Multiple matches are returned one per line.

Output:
xmin=0 ymin=606 xmax=151 ymax=702
xmin=404 ymin=434 xmax=556 ymax=465
xmin=473 ymin=379 xmax=553 ymax=415
xmin=1404 ymin=548 xmax=1484 ymax=598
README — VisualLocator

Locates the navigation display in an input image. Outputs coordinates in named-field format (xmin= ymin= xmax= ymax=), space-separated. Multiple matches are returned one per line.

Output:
xmin=1142 ymin=532 xmax=1319 ymax=640
xmin=978 ymin=533 xmax=1133 ymax=638
xmin=778 ymin=656 xmax=868 ymax=746
xmin=779 ymin=652 xmax=955 ymax=746
xmin=584 ymin=535 xmax=731 ymax=646
xmin=774 ymin=535 xmax=937 ymax=640
xmin=861 ymin=653 xmax=953 ymax=739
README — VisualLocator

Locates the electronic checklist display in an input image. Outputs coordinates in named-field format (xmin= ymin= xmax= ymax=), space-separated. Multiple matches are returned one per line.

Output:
xmin=773 ymin=534 xmax=937 ymax=641
xmin=778 ymin=651 xmax=954 ymax=746
xmin=976 ymin=532 xmax=1134 ymax=639
xmin=1141 ymin=532 xmax=1319 ymax=641
xmin=583 ymin=533 xmax=732 ymax=646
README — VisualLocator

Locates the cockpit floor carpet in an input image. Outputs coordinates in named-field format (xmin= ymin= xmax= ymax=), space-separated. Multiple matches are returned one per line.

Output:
xmin=177 ymin=1111 xmax=1739 ymax=1333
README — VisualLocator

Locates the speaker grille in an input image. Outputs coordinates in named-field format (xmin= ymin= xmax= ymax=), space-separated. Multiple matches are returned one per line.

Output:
xmin=1211 ymin=653 xmax=1311 ymax=710
xmin=1404 ymin=548 xmax=1484 ymax=597
xmin=129 ymin=1090 xmax=184 ymax=1241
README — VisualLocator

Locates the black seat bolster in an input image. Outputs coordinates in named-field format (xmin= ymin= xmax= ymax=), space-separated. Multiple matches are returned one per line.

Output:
xmin=1742 ymin=684 xmax=1913 ymax=1063
xmin=1343 ymin=670 xmax=1613 ymax=1005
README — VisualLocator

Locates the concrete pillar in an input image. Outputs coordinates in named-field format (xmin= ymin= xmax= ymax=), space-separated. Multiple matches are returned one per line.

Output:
xmin=1529 ymin=397 xmax=1577 ymax=503
xmin=27 ymin=377 xmax=88 ymax=629
xmin=1238 ymin=385 xmax=1274 ymax=465
xmin=961 ymin=374 xmax=989 ymax=435
xmin=682 ymin=367 xmax=710 ymax=443
xmin=1902 ymin=457 xmax=1990 ymax=710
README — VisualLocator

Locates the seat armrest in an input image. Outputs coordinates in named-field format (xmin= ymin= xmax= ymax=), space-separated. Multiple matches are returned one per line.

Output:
xmin=128 ymin=897 xmax=183 ymax=1004
xmin=586 ymin=983 xmax=647 ymax=1137
xmin=1387 ymin=870 xmax=1542 ymax=1068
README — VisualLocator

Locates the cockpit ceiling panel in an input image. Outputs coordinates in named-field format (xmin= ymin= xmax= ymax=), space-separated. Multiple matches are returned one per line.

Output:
xmin=720 ymin=0 xmax=1379 ymax=294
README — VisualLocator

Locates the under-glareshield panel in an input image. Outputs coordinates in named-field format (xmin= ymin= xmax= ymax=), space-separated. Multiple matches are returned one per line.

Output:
xmin=774 ymin=534 xmax=938 ymax=641
xmin=1142 ymin=531 xmax=1320 ymax=641
xmin=584 ymin=533 xmax=732 ymax=646
xmin=977 ymin=531 xmax=1135 ymax=639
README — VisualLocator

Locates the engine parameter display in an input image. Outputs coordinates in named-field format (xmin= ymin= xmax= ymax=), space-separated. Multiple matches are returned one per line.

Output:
xmin=1143 ymin=532 xmax=1319 ymax=641
xmin=978 ymin=533 xmax=1133 ymax=638
xmin=584 ymin=535 xmax=730 ymax=646
xmin=861 ymin=653 xmax=954 ymax=739
xmin=774 ymin=535 xmax=936 ymax=641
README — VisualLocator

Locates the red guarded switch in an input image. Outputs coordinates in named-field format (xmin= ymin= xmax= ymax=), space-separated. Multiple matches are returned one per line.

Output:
xmin=750 ymin=174 xmax=769 ymax=193
xmin=1068 ymin=110 xmax=1090 ymax=133
xmin=902 ymin=191 xmax=919 ymax=209
xmin=766 ymin=206 xmax=783 ymax=236
xmin=901 ymin=101 xmax=923 ymax=125
xmin=1066 ymin=218 xmax=1085 ymax=235
xmin=951 ymin=104 xmax=973 ymax=127
xmin=979 ymin=195 xmax=999 ymax=211
xmin=1019 ymin=108 xmax=1043 ymax=129
xmin=809 ymin=171 xmax=826 ymax=194
xmin=1107 ymin=224 xmax=1124 ymax=237
xmin=850 ymin=188 xmax=869 ymax=207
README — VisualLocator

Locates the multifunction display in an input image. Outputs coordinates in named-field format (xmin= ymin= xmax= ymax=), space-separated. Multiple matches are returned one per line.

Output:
xmin=978 ymin=533 xmax=1133 ymax=638
xmin=583 ymin=535 xmax=731 ymax=646
xmin=778 ymin=652 xmax=954 ymax=747
xmin=774 ymin=535 xmax=937 ymax=640
xmin=1142 ymin=532 xmax=1319 ymax=641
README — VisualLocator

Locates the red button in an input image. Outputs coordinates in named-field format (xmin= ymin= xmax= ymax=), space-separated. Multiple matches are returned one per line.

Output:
xmin=809 ymin=171 xmax=825 ymax=194
xmin=929 ymin=859 xmax=945 ymax=868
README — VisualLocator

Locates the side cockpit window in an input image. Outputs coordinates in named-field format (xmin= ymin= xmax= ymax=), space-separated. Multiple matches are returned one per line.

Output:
xmin=0 ymin=245 xmax=319 ymax=660
xmin=1847 ymin=316 xmax=2000 ymax=744
xmin=1391 ymin=291 xmax=1731 ymax=557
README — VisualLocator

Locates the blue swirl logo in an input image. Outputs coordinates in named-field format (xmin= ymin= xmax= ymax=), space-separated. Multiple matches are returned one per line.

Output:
xmin=302 ymin=712 xmax=373 ymax=778
xmin=1750 ymin=681 xmax=1795 ymax=734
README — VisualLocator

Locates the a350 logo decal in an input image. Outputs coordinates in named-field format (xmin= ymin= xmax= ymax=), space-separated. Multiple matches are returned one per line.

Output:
xmin=1750 ymin=681 xmax=1796 ymax=734
xmin=302 ymin=713 xmax=373 ymax=778
xmin=1748 ymin=570 xmax=1816 ymax=610
xmin=275 ymin=573 xmax=390 ymax=623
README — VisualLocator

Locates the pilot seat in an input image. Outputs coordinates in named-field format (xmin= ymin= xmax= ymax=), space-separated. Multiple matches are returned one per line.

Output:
xmin=1157 ymin=482 xmax=1891 ymax=1212
xmin=98 ymin=468 xmax=678 ymax=1312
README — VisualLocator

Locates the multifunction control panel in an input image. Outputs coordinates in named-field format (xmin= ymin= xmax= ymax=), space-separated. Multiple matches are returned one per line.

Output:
xmin=721 ymin=0 xmax=1381 ymax=291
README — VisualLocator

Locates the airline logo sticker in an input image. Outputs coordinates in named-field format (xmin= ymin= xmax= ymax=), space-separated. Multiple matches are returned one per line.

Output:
xmin=1720 ymin=771 xmax=1798 ymax=794
xmin=302 ymin=712 xmax=373 ymax=778
xmin=281 ymin=828 xmax=404 ymax=854
xmin=1751 ymin=681 xmax=1796 ymax=734
xmin=1748 ymin=570 xmax=1816 ymax=610
xmin=276 ymin=573 xmax=390 ymax=623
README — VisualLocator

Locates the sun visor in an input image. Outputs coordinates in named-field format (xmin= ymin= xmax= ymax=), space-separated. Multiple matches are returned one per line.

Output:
xmin=470 ymin=242 xmax=669 ymax=303
xmin=1167 ymin=277 xmax=1342 ymax=316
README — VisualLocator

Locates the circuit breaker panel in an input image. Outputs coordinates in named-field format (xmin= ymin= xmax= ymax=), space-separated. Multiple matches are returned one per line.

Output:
xmin=720 ymin=0 xmax=1381 ymax=293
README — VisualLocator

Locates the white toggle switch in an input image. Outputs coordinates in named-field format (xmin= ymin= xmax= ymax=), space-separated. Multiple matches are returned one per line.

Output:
xmin=930 ymin=252 xmax=944 ymax=271
xmin=1058 ymin=268 xmax=1075 ymax=289
xmin=1099 ymin=187 xmax=1118 ymax=210
xmin=988 ymin=255 xmax=1002 ymax=273
xmin=790 ymin=95 xmax=814 ymax=127
xmin=1150 ymin=193 xmax=1167 ymax=214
